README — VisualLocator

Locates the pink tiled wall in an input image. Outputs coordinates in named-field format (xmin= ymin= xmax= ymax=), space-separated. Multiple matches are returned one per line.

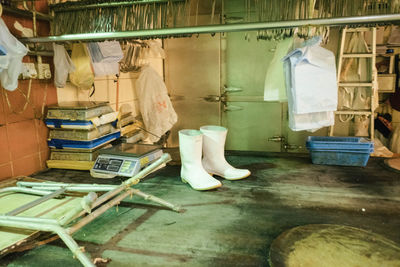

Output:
xmin=0 ymin=81 xmax=57 ymax=181
xmin=0 ymin=1 xmax=57 ymax=181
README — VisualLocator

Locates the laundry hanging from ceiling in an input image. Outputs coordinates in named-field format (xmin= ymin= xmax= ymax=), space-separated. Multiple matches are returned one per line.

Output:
xmin=87 ymin=41 xmax=124 ymax=77
xmin=120 ymin=40 xmax=165 ymax=73
xmin=283 ymin=36 xmax=337 ymax=132
xmin=264 ymin=37 xmax=294 ymax=102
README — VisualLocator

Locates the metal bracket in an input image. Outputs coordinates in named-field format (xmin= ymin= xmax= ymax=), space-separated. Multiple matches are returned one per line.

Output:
xmin=268 ymin=136 xmax=285 ymax=142
xmin=284 ymin=144 xmax=303 ymax=150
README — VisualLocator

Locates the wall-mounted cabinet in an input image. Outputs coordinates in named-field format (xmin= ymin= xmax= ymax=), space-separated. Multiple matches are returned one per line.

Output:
xmin=377 ymin=53 xmax=396 ymax=93
xmin=378 ymin=74 xmax=396 ymax=93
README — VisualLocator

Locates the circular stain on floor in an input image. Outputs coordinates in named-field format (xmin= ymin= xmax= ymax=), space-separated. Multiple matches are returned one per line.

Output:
xmin=269 ymin=224 xmax=400 ymax=267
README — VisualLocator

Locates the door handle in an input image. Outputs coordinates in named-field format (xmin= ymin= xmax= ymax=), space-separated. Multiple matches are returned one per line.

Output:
xmin=268 ymin=136 xmax=285 ymax=142
xmin=224 ymin=105 xmax=243 ymax=112
xmin=224 ymin=86 xmax=243 ymax=93
xmin=203 ymin=95 xmax=221 ymax=102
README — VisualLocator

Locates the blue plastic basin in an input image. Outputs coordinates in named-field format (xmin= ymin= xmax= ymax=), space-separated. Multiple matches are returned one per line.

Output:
xmin=306 ymin=136 xmax=373 ymax=150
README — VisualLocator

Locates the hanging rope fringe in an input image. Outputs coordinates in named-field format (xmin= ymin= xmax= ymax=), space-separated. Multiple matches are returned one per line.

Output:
xmin=252 ymin=0 xmax=400 ymax=41
xmin=50 ymin=0 xmax=400 ymax=39
xmin=51 ymin=0 xmax=193 ymax=36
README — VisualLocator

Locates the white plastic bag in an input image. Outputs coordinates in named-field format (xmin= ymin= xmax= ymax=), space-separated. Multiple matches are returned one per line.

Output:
xmin=352 ymin=87 xmax=371 ymax=110
xmin=338 ymin=87 xmax=354 ymax=109
xmin=53 ymin=43 xmax=75 ymax=88
xmin=136 ymin=65 xmax=178 ymax=143
xmin=264 ymin=37 xmax=293 ymax=102
xmin=69 ymin=43 xmax=94 ymax=90
xmin=0 ymin=18 xmax=28 ymax=91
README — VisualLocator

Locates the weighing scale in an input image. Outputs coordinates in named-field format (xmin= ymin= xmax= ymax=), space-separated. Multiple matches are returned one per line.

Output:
xmin=91 ymin=143 xmax=163 ymax=178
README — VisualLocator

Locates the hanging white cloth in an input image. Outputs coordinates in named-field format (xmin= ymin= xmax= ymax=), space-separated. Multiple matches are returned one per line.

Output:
xmin=283 ymin=36 xmax=337 ymax=132
xmin=0 ymin=18 xmax=28 ymax=91
xmin=284 ymin=57 xmax=335 ymax=132
xmin=283 ymin=37 xmax=337 ymax=114
xmin=145 ymin=40 xmax=166 ymax=59
xmin=136 ymin=65 xmax=178 ymax=143
xmin=53 ymin=43 xmax=75 ymax=88
xmin=264 ymin=37 xmax=293 ymax=102
xmin=87 ymin=41 xmax=123 ymax=77
xmin=98 ymin=41 xmax=124 ymax=58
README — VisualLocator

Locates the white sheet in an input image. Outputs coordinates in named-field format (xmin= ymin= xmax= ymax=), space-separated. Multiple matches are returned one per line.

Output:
xmin=264 ymin=37 xmax=293 ymax=102
xmin=283 ymin=39 xmax=337 ymax=114
xmin=283 ymin=37 xmax=337 ymax=132
xmin=88 ymin=41 xmax=123 ymax=77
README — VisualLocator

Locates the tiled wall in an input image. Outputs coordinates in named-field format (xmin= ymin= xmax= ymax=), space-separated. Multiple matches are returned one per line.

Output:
xmin=0 ymin=2 xmax=58 ymax=181
xmin=57 ymin=73 xmax=141 ymax=116
xmin=56 ymin=58 xmax=163 ymax=121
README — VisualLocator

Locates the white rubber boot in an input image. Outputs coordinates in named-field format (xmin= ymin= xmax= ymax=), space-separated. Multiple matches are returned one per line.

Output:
xmin=179 ymin=129 xmax=222 ymax=190
xmin=200 ymin=125 xmax=251 ymax=180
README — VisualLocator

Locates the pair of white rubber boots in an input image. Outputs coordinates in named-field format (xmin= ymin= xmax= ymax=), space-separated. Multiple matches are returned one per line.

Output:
xmin=179 ymin=125 xmax=251 ymax=190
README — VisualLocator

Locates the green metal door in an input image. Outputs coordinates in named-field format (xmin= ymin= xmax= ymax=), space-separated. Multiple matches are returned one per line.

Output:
xmin=164 ymin=32 xmax=221 ymax=147
xmin=222 ymin=31 xmax=283 ymax=152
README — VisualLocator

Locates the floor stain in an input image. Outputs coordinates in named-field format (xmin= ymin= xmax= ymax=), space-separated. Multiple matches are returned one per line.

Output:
xmin=2 ymin=155 xmax=400 ymax=267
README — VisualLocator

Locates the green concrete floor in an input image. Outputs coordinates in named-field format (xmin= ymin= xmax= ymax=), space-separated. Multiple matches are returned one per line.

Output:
xmin=1 ymin=153 xmax=400 ymax=267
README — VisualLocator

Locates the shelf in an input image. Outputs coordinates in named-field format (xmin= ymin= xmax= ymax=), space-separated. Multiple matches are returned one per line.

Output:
xmin=3 ymin=6 xmax=53 ymax=21
xmin=338 ymin=82 xmax=373 ymax=87
xmin=335 ymin=110 xmax=373 ymax=115
xmin=342 ymin=53 xmax=374 ymax=58
xmin=345 ymin=28 xmax=372 ymax=32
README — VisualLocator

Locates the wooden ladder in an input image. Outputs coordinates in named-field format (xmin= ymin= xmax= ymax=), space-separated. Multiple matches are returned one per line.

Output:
xmin=329 ymin=27 xmax=377 ymax=140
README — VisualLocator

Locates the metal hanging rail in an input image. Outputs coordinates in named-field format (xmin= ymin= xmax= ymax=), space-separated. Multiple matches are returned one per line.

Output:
xmin=49 ymin=0 xmax=184 ymax=11
xmin=19 ymin=14 xmax=400 ymax=43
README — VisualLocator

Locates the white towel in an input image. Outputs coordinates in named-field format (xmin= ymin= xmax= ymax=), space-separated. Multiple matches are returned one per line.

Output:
xmin=283 ymin=37 xmax=337 ymax=132
xmin=98 ymin=41 xmax=124 ymax=59
xmin=283 ymin=38 xmax=337 ymax=115
xmin=88 ymin=41 xmax=123 ymax=77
